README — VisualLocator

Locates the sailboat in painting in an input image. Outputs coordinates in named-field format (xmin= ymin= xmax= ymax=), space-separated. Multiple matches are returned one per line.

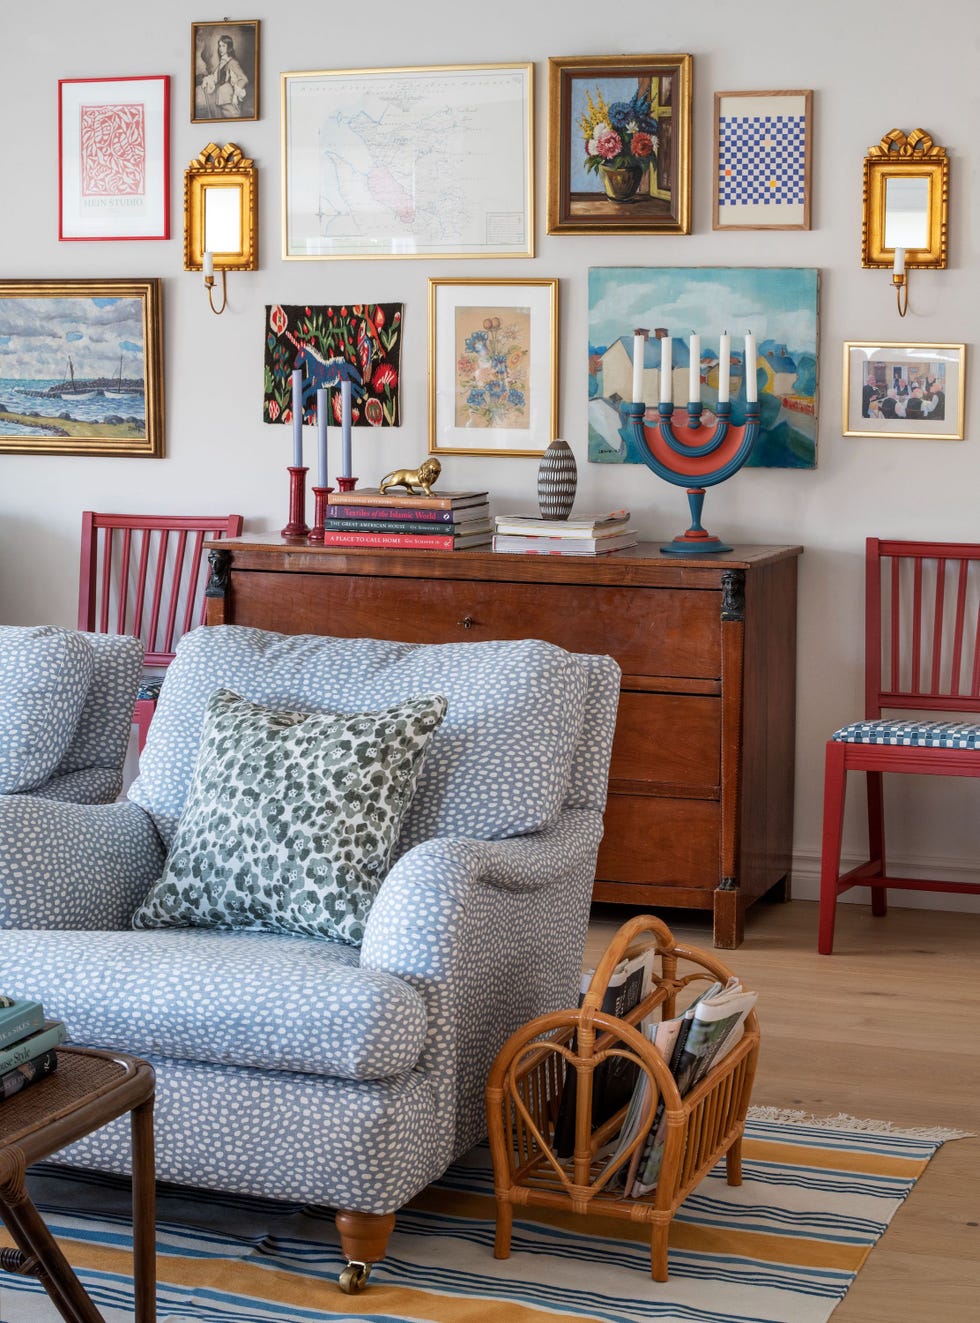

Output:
xmin=103 ymin=354 xmax=127 ymax=398
xmin=61 ymin=354 xmax=97 ymax=400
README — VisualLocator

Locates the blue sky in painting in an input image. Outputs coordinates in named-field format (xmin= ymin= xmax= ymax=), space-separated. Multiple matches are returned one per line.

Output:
xmin=0 ymin=296 xmax=144 ymax=379
xmin=589 ymin=267 xmax=818 ymax=355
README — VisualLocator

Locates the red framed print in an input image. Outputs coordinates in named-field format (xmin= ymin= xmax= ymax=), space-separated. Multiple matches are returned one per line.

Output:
xmin=59 ymin=75 xmax=171 ymax=241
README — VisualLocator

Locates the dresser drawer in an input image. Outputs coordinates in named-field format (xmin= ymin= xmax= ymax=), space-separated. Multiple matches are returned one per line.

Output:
xmin=227 ymin=570 xmax=722 ymax=680
xmin=597 ymin=795 xmax=720 ymax=890
xmin=610 ymin=691 xmax=720 ymax=793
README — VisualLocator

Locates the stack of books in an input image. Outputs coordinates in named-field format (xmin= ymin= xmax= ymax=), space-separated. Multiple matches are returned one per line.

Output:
xmin=493 ymin=509 xmax=638 ymax=556
xmin=0 ymin=993 xmax=67 ymax=1102
xmin=323 ymin=489 xmax=492 ymax=551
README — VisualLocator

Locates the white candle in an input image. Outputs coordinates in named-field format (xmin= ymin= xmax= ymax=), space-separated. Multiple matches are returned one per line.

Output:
xmin=893 ymin=247 xmax=906 ymax=277
xmin=291 ymin=369 xmax=304 ymax=467
xmin=202 ymin=250 xmax=214 ymax=280
xmin=659 ymin=335 xmax=672 ymax=405
xmin=316 ymin=387 xmax=329 ymax=487
xmin=689 ymin=333 xmax=701 ymax=404
xmin=744 ymin=333 xmax=757 ymax=402
xmin=631 ymin=329 xmax=647 ymax=405
xmin=340 ymin=379 xmax=352 ymax=478
xmin=717 ymin=332 xmax=731 ymax=405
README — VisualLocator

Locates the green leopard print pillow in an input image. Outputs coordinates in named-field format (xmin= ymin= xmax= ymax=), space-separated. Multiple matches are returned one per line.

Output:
xmin=133 ymin=687 xmax=447 ymax=946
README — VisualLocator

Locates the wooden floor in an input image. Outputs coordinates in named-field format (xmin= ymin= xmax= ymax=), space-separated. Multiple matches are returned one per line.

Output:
xmin=585 ymin=898 xmax=980 ymax=1323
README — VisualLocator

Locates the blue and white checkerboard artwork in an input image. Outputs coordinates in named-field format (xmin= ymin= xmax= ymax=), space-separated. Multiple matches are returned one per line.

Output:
xmin=718 ymin=114 xmax=806 ymax=207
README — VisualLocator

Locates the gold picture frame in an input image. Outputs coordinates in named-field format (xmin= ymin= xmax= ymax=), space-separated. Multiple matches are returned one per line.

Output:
xmin=862 ymin=129 xmax=949 ymax=270
xmin=191 ymin=20 xmax=260 ymax=123
xmin=0 ymin=278 xmax=165 ymax=457
xmin=842 ymin=341 xmax=965 ymax=440
xmin=282 ymin=63 xmax=533 ymax=259
xmin=428 ymin=278 xmax=558 ymax=456
xmin=547 ymin=53 xmax=692 ymax=236
xmin=183 ymin=143 xmax=258 ymax=271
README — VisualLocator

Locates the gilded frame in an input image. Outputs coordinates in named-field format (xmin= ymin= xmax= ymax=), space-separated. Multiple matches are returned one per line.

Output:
xmin=183 ymin=143 xmax=258 ymax=271
xmin=428 ymin=277 xmax=558 ymax=457
xmin=713 ymin=89 xmax=813 ymax=231
xmin=862 ymin=129 xmax=949 ymax=269
xmin=191 ymin=20 xmax=260 ymax=123
xmin=0 ymin=279 xmax=165 ymax=457
xmin=282 ymin=62 xmax=533 ymax=259
xmin=843 ymin=341 xmax=965 ymax=440
xmin=547 ymin=53 xmax=692 ymax=236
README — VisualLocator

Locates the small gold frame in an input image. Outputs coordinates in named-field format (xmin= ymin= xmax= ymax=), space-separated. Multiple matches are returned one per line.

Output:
xmin=862 ymin=128 xmax=949 ymax=269
xmin=183 ymin=143 xmax=258 ymax=272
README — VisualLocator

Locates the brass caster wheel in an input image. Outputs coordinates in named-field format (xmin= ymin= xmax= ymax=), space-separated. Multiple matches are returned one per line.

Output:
xmin=339 ymin=1260 xmax=371 ymax=1294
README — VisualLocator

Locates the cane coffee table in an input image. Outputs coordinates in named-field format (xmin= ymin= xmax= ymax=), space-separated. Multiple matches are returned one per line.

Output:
xmin=0 ymin=1046 xmax=155 ymax=1323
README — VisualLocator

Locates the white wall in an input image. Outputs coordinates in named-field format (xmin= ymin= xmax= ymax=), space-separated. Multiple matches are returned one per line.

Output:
xmin=2 ymin=0 xmax=978 ymax=909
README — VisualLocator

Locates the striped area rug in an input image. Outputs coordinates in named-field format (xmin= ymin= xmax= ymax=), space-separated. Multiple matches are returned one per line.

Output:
xmin=0 ymin=1112 xmax=966 ymax=1323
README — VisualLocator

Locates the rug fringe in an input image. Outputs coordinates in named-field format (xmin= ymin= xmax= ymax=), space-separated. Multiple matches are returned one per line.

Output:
xmin=747 ymin=1104 xmax=973 ymax=1141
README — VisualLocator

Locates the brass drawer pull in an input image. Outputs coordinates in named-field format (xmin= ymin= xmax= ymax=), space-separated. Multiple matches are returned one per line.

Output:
xmin=457 ymin=615 xmax=475 ymax=630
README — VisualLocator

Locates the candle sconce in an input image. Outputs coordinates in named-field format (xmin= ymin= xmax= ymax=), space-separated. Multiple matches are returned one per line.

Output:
xmin=184 ymin=143 xmax=258 ymax=316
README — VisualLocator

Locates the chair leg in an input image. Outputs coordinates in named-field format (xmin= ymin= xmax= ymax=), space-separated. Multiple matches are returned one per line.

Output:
xmin=133 ymin=698 xmax=156 ymax=754
xmin=818 ymin=741 xmax=848 ymax=955
xmin=866 ymin=770 xmax=888 ymax=916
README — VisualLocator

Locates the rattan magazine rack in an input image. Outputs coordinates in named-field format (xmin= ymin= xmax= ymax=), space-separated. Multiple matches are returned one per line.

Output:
xmin=486 ymin=915 xmax=760 ymax=1282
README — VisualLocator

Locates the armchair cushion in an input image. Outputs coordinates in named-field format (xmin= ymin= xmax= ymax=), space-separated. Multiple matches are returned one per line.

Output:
xmin=0 ymin=625 xmax=94 ymax=793
xmin=133 ymin=688 xmax=447 ymax=946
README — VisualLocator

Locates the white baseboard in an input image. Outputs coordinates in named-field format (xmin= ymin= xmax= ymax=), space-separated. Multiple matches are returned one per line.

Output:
xmin=791 ymin=848 xmax=980 ymax=913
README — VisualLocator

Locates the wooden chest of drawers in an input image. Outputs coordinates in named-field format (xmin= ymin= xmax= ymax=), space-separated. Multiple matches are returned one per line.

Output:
xmin=204 ymin=540 xmax=801 ymax=947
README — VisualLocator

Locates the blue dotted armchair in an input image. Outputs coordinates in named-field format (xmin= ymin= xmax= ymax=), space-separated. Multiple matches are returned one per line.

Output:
xmin=0 ymin=624 xmax=620 ymax=1289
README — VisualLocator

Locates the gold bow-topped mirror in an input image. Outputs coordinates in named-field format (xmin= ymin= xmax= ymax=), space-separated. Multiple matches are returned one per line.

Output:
xmin=862 ymin=128 xmax=948 ymax=270
xmin=183 ymin=142 xmax=258 ymax=272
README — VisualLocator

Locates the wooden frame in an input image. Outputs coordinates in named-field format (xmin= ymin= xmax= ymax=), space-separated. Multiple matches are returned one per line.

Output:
xmin=428 ymin=277 xmax=558 ymax=456
xmin=862 ymin=129 xmax=949 ymax=270
xmin=282 ymin=63 xmax=533 ymax=260
xmin=0 ymin=279 xmax=165 ymax=458
xmin=191 ymin=20 xmax=260 ymax=122
xmin=487 ymin=915 xmax=759 ymax=1281
xmin=547 ymin=54 xmax=692 ymax=236
xmin=843 ymin=341 xmax=965 ymax=440
xmin=713 ymin=89 xmax=812 ymax=231
xmin=58 ymin=75 xmax=170 ymax=241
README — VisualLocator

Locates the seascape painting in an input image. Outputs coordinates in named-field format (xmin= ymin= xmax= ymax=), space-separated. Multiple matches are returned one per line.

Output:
xmin=588 ymin=266 xmax=818 ymax=468
xmin=0 ymin=279 xmax=162 ymax=457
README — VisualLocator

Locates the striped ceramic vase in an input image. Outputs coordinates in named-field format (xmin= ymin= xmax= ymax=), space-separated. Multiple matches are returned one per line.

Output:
xmin=537 ymin=437 xmax=577 ymax=519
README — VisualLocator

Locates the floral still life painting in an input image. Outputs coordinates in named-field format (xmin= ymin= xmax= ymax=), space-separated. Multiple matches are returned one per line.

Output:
xmin=588 ymin=267 xmax=818 ymax=469
xmin=264 ymin=303 xmax=402 ymax=427
xmin=454 ymin=306 xmax=530 ymax=430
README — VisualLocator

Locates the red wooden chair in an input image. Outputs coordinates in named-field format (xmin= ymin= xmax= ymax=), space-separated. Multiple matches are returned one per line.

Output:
xmin=818 ymin=538 xmax=980 ymax=953
xmin=78 ymin=512 xmax=244 ymax=751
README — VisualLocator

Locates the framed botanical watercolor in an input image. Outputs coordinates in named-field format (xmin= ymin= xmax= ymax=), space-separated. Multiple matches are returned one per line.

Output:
xmin=58 ymin=76 xmax=170 ymax=241
xmin=714 ymin=90 xmax=813 ymax=230
xmin=282 ymin=63 xmax=533 ymax=259
xmin=843 ymin=341 xmax=965 ymax=439
xmin=0 ymin=279 xmax=165 ymax=458
xmin=428 ymin=278 xmax=558 ymax=456
xmin=547 ymin=54 xmax=692 ymax=236
xmin=191 ymin=20 xmax=260 ymax=122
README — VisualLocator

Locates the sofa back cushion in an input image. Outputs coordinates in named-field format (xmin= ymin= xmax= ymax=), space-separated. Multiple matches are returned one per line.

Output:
xmin=129 ymin=626 xmax=591 ymax=849
xmin=0 ymin=625 xmax=94 ymax=793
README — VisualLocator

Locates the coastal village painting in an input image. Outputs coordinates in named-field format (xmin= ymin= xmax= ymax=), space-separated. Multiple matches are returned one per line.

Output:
xmin=588 ymin=267 xmax=818 ymax=468
xmin=0 ymin=281 xmax=160 ymax=456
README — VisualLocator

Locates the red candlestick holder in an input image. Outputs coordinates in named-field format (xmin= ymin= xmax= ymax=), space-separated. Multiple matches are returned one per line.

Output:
xmin=335 ymin=475 xmax=359 ymax=493
xmin=308 ymin=485 xmax=334 ymax=544
xmin=281 ymin=465 xmax=309 ymax=540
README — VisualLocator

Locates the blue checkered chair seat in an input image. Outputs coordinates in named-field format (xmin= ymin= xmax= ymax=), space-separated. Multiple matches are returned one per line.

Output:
xmin=832 ymin=718 xmax=980 ymax=749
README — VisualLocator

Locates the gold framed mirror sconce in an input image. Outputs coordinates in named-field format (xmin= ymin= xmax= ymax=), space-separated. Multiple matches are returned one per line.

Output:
xmin=184 ymin=143 xmax=258 ymax=313
xmin=862 ymin=128 xmax=948 ymax=316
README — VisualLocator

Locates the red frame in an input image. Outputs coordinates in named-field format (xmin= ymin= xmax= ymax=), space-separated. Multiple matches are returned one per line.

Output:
xmin=818 ymin=538 xmax=980 ymax=953
xmin=58 ymin=75 xmax=171 ymax=242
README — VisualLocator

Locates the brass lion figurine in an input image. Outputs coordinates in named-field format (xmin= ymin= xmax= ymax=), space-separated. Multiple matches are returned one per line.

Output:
xmin=379 ymin=456 xmax=442 ymax=497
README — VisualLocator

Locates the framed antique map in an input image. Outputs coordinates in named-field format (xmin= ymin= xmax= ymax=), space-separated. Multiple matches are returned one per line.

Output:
xmin=282 ymin=63 xmax=533 ymax=259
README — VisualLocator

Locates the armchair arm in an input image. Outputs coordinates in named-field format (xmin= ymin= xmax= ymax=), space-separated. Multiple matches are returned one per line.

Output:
xmin=361 ymin=808 xmax=604 ymax=1159
xmin=0 ymin=796 xmax=167 ymax=929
